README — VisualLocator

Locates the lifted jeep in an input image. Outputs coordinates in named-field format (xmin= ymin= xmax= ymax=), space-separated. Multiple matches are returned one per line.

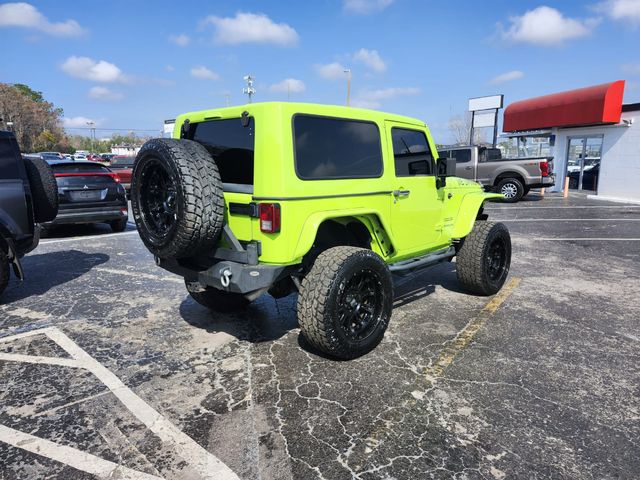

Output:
xmin=131 ymin=103 xmax=511 ymax=359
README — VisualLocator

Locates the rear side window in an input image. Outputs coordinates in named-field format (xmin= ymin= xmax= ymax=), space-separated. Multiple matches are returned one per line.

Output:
xmin=451 ymin=149 xmax=471 ymax=164
xmin=437 ymin=149 xmax=450 ymax=160
xmin=51 ymin=164 xmax=111 ymax=174
xmin=190 ymin=118 xmax=255 ymax=187
xmin=391 ymin=128 xmax=434 ymax=176
xmin=0 ymin=138 xmax=20 ymax=179
xmin=293 ymin=115 xmax=383 ymax=180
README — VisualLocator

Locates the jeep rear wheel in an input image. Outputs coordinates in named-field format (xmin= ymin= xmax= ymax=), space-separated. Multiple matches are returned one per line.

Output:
xmin=185 ymin=280 xmax=249 ymax=312
xmin=23 ymin=156 xmax=58 ymax=223
xmin=497 ymin=178 xmax=524 ymax=203
xmin=131 ymin=139 xmax=224 ymax=258
xmin=456 ymin=221 xmax=511 ymax=296
xmin=297 ymin=246 xmax=393 ymax=359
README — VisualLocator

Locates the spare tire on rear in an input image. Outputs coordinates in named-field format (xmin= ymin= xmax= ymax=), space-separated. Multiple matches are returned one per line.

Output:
xmin=23 ymin=156 xmax=58 ymax=223
xmin=131 ymin=138 xmax=224 ymax=258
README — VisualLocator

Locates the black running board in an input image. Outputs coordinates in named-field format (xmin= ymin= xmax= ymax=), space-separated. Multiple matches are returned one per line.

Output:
xmin=388 ymin=246 xmax=455 ymax=274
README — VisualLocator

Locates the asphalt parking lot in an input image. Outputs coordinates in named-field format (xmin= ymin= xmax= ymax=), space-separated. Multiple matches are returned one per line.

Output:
xmin=1 ymin=192 xmax=639 ymax=480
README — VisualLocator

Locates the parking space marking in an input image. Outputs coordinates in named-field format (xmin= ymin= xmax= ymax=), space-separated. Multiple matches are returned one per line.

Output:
xmin=0 ymin=327 xmax=240 ymax=480
xmin=0 ymin=424 xmax=163 ymax=480
xmin=486 ymin=205 xmax=640 ymax=210
xmin=94 ymin=267 xmax=183 ymax=283
xmin=424 ymin=276 xmax=522 ymax=379
xmin=40 ymin=230 xmax=139 ymax=244
xmin=513 ymin=237 xmax=640 ymax=241
xmin=496 ymin=218 xmax=640 ymax=222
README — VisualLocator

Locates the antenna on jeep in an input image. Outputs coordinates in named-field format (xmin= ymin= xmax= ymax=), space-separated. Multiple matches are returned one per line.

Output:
xmin=243 ymin=75 xmax=256 ymax=103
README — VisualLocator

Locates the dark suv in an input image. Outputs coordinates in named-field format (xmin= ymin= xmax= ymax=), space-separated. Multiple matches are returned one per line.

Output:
xmin=0 ymin=131 xmax=58 ymax=297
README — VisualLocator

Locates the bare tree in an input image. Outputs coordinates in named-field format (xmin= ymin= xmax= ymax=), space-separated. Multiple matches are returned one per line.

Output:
xmin=0 ymin=83 xmax=65 ymax=152
xmin=447 ymin=112 xmax=487 ymax=145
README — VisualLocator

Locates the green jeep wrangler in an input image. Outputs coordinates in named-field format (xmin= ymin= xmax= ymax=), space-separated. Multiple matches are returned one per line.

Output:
xmin=131 ymin=102 xmax=511 ymax=359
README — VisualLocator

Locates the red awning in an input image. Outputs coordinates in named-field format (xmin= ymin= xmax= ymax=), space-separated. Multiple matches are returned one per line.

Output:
xmin=503 ymin=81 xmax=625 ymax=132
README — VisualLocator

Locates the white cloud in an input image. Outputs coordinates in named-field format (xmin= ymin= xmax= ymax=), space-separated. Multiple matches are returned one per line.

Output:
xmin=269 ymin=78 xmax=306 ymax=93
xmin=168 ymin=33 xmax=190 ymax=47
xmin=88 ymin=86 xmax=123 ymax=101
xmin=63 ymin=116 xmax=98 ymax=128
xmin=190 ymin=66 xmax=219 ymax=81
xmin=315 ymin=62 xmax=349 ymax=80
xmin=0 ymin=2 xmax=85 ymax=36
xmin=352 ymin=48 xmax=386 ymax=73
xmin=202 ymin=12 xmax=298 ymax=46
xmin=595 ymin=0 xmax=640 ymax=25
xmin=488 ymin=70 xmax=524 ymax=85
xmin=343 ymin=0 xmax=394 ymax=14
xmin=61 ymin=56 xmax=127 ymax=83
xmin=352 ymin=87 xmax=420 ymax=109
xmin=165 ymin=64 xmax=175 ymax=72
xmin=622 ymin=63 xmax=640 ymax=75
xmin=501 ymin=6 xmax=597 ymax=46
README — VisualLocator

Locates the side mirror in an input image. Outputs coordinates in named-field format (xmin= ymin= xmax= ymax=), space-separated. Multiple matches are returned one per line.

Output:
xmin=437 ymin=157 xmax=456 ymax=177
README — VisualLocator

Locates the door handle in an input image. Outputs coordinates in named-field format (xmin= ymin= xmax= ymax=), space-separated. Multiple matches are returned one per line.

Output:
xmin=465 ymin=166 xmax=472 ymax=170
xmin=393 ymin=189 xmax=411 ymax=197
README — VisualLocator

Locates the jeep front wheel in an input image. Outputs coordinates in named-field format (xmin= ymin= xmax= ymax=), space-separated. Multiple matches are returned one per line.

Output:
xmin=185 ymin=281 xmax=249 ymax=312
xmin=297 ymin=246 xmax=393 ymax=359
xmin=131 ymin=138 xmax=224 ymax=259
xmin=456 ymin=221 xmax=511 ymax=296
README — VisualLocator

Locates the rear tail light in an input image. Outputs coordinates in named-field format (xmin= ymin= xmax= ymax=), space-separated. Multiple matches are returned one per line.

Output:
xmin=259 ymin=203 xmax=281 ymax=233
xmin=109 ymin=173 xmax=121 ymax=183
xmin=540 ymin=161 xmax=549 ymax=177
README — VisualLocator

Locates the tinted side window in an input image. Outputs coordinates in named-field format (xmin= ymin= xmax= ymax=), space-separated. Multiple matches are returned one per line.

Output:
xmin=190 ymin=118 xmax=255 ymax=185
xmin=0 ymin=138 xmax=21 ymax=179
xmin=391 ymin=128 xmax=433 ymax=176
xmin=437 ymin=149 xmax=450 ymax=159
xmin=294 ymin=115 xmax=382 ymax=179
xmin=452 ymin=149 xmax=471 ymax=163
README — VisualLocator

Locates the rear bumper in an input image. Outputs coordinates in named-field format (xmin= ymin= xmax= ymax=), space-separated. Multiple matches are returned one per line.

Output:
xmin=157 ymin=257 xmax=294 ymax=294
xmin=527 ymin=176 xmax=555 ymax=189
xmin=44 ymin=206 xmax=128 ymax=226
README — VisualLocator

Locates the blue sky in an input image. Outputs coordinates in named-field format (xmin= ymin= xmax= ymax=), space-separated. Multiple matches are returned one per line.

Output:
xmin=1 ymin=0 xmax=639 ymax=143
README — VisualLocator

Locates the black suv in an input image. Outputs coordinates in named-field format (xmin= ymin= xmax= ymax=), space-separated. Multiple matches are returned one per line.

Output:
xmin=0 ymin=131 xmax=58 ymax=297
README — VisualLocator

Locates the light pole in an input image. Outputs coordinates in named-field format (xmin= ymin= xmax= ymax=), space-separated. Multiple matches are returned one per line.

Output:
xmin=243 ymin=75 xmax=256 ymax=103
xmin=86 ymin=121 xmax=96 ymax=153
xmin=344 ymin=69 xmax=352 ymax=106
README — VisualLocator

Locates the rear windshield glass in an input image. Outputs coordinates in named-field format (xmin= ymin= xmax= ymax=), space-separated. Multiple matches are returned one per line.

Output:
xmin=189 ymin=117 xmax=255 ymax=187
xmin=293 ymin=115 xmax=383 ymax=180
xmin=110 ymin=156 xmax=135 ymax=167
xmin=51 ymin=164 xmax=111 ymax=174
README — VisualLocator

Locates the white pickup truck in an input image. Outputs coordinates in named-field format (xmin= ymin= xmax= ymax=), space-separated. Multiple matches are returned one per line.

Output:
xmin=437 ymin=145 xmax=555 ymax=202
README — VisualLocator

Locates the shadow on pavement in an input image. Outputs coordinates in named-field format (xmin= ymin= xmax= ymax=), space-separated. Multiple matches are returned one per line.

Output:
xmin=2 ymin=250 xmax=110 ymax=302
xmin=41 ymin=222 xmax=135 ymax=239
xmin=178 ymin=293 xmax=298 ymax=344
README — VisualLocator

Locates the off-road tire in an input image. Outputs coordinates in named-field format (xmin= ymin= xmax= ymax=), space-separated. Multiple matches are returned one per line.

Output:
xmin=109 ymin=218 xmax=128 ymax=232
xmin=0 ymin=247 xmax=9 ymax=297
xmin=297 ymin=246 xmax=393 ymax=359
xmin=496 ymin=177 xmax=524 ymax=203
xmin=131 ymin=138 xmax=224 ymax=258
xmin=23 ymin=157 xmax=58 ymax=223
xmin=456 ymin=221 xmax=511 ymax=296
xmin=185 ymin=280 xmax=249 ymax=312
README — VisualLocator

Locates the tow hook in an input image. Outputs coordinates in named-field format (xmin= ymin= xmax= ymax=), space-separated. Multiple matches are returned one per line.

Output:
xmin=220 ymin=267 xmax=232 ymax=288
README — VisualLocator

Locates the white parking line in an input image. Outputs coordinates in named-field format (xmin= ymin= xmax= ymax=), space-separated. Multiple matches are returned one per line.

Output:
xmin=0 ymin=327 xmax=240 ymax=480
xmin=513 ymin=237 xmax=640 ymax=241
xmin=486 ymin=205 xmax=640 ymax=209
xmin=495 ymin=218 xmax=640 ymax=222
xmin=94 ymin=267 xmax=183 ymax=283
xmin=40 ymin=230 xmax=139 ymax=244
xmin=0 ymin=425 xmax=163 ymax=480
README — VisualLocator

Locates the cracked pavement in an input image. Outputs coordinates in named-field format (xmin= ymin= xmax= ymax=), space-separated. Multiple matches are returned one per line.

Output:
xmin=1 ymin=193 xmax=639 ymax=479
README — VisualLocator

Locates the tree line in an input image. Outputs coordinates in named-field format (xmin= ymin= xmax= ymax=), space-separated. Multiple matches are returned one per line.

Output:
xmin=0 ymin=82 xmax=149 ymax=154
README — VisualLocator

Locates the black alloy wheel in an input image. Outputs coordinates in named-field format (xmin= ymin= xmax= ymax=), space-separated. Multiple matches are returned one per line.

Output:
xmin=336 ymin=269 xmax=385 ymax=341
xmin=138 ymin=158 xmax=178 ymax=240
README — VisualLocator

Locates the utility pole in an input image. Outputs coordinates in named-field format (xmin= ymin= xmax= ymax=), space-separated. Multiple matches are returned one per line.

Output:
xmin=243 ymin=75 xmax=256 ymax=103
xmin=344 ymin=69 xmax=352 ymax=106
